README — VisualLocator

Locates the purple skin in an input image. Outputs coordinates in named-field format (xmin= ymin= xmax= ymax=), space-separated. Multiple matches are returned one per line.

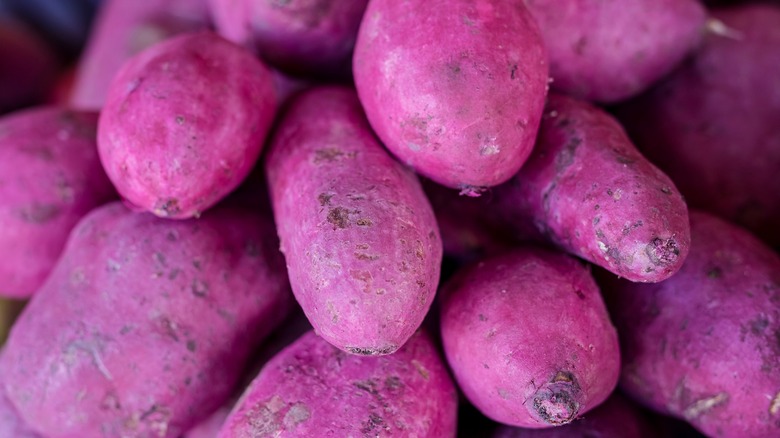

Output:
xmin=98 ymin=31 xmax=278 ymax=219
xmin=217 ymin=330 xmax=458 ymax=437
xmin=70 ymin=0 xmax=211 ymax=110
xmin=602 ymin=211 xmax=780 ymax=438
xmin=491 ymin=393 xmax=651 ymax=438
xmin=0 ymin=20 xmax=58 ymax=114
xmin=265 ymin=86 xmax=442 ymax=356
xmin=0 ymin=383 xmax=40 ymax=438
xmin=210 ymin=0 xmax=368 ymax=78
xmin=353 ymin=0 xmax=548 ymax=193
xmin=523 ymin=0 xmax=706 ymax=104
xmin=617 ymin=4 xmax=780 ymax=248
xmin=488 ymin=93 xmax=691 ymax=283
xmin=0 ymin=107 xmax=115 ymax=298
xmin=0 ymin=202 xmax=294 ymax=438
xmin=440 ymin=248 xmax=620 ymax=428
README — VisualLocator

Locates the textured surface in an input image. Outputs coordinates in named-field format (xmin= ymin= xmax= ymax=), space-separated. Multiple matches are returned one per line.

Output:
xmin=210 ymin=0 xmax=368 ymax=78
xmin=98 ymin=31 xmax=277 ymax=219
xmin=603 ymin=211 xmax=780 ymax=438
xmin=218 ymin=330 xmax=458 ymax=437
xmin=0 ymin=107 xmax=114 ymax=298
xmin=524 ymin=0 xmax=706 ymax=103
xmin=440 ymin=248 xmax=620 ymax=428
xmin=0 ymin=202 xmax=293 ymax=438
xmin=353 ymin=0 xmax=548 ymax=192
xmin=489 ymin=93 xmax=691 ymax=283
xmin=265 ymin=86 xmax=441 ymax=355
xmin=617 ymin=4 xmax=780 ymax=247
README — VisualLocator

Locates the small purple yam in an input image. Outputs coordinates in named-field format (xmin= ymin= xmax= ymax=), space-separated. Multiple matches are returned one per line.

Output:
xmin=98 ymin=31 xmax=277 ymax=219
xmin=0 ymin=107 xmax=115 ymax=298
xmin=0 ymin=202 xmax=293 ymax=438
xmin=265 ymin=86 xmax=442 ymax=355
xmin=353 ymin=0 xmax=548 ymax=190
xmin=440 ymin=247 xmax=620 ymax=428
xmin=489 ymin=93 xmax=691 ymax=283
xmin=603 ymin=211 xmax=780 ymax=438
xmin=217 ymin=330 xmax=458 ymax=438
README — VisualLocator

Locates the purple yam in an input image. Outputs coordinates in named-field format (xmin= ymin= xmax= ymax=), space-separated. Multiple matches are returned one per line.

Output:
xmin=217 ymin=330 xmax=458 ymax=437
xmin=265 ymin=86 xmax=442 ymax=355
xmin=98 ymin=31 xmax=277 ymax=219
xmin=602 ymin=211 xmax=780 ymax=438
xmin=353 ymin=0 xmax=548 ymax=192
xmin=488 ymin=93 xmax=691 ymax=283
xmin=440 ymin=247 xmax=620 ymax=428
xmin=0 ymin=202 xmax=293 ymax=438
xmin=0 ymin=107 xmax=115 ymax=298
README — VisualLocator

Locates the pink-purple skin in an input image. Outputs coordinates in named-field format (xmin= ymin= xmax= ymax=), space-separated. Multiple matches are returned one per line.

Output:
xmin=217 ymin=330 xmax=458 ymax=437
xmin=70 ymin=0 xmax=211 ymax=110
xmin=0 ymin=107 xmax=115 ymax=298
xmin=97 ymin=31 xmax=278 ymax=219
xmin=0 ymin=381 xmax=40 ymax=438
xmin=353 ymin=0 xmax=548 ymax=194
xmin=0 ymin=19 xmax=59 ymax=114
xmin=0 ymin=202 xmax=294 ymax=438
xmin=209 ymin=0 xmax=368 ymax=78
xmin=523 ymin=0 xmax=706 ymax=104
xmin=616 ymin=4 xmax=780 ymax=248
xmin=491 ymin=393 xmax=651 ymax=438
xmin=265 ymin=86 xmax=441 ymax=356
xmin=184 ymin=310 xmax=313 ymax=438
xmin=440 ymin=247 xmax=620 ymax=428
xmin=488 ymin=93 xmax=690 ymax=283
xmin=602 ymin=211 xmax=780 ymax=438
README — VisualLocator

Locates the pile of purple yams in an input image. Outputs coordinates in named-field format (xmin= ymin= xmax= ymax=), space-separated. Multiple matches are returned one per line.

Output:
xmin=0 ymin=0 xmax=779 ymax=437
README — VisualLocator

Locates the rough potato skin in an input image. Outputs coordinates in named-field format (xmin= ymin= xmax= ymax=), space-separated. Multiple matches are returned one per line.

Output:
xmin=602 ymin=211 xmax=780 ymax=438
xmin=265 ymin=86 xmax=442 ymax=355
xmin=489 ymin=93 xmax=690 ymax=283
xmin=209 ymin=0 xmax=368 ymax=78
xmin=98 ymin=31 xmax=277 ymax=219
xmin=491 ymin=393 xmax=650 ymax=438
xmin=523 ymin=0 xmax=706 ymax=103
xmin=353 ymin=0 xmax=548 ymax=193
xmin=0 ymin=384 xmax=39 ymax=438
xmin=617 ymin=4 xmax=780 ymax=247
xmin=217 ymin=330 xmax=458 ymax=438
xmin=0 ymin=107 xmax=115 ymax=298
xmin=0 ymin=202 xmax=294 ymax=438
xmin=70 ymin=0 xmax=211 ymax=110
xmin=440 ymin=248 xmax=620 ymax=428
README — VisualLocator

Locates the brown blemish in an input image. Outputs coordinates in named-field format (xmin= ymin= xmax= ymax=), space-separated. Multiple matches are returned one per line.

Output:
xmin=707 ymin=267 xmax=723 ymax=279
xmin=313 ymin=148 xmax=355 ymax=163
xmin=645 ymin=237 xmax=681 ymax=266
xmin=19 ymin=204 xmax=61 ymax=223
xmin=186 ymin=340 xmax=196 ymax=352
xmin=356 ymin=218 xmax=373 ymax=226
xmin=770 ymin=392 xmax=780 ymax=416
xmin=510 ymin=64 xmax=518 ymax=79
xmin=191 ymin=279 xmax=209 ymax=297
xmin=411 ymin=359 xmax=430 ymax=380
xmin=346 ymin=345 xmax=397 ymax=355
xmin=354 ymin=252 xmax=380 ymax=261
xmin=531 ymin=371 xmax=582 ymax=426
xmin=327 ymin=207 xmax=350 ymax=229
xmin=661 ymin=187 xmax=673 ymax=195
xmin=317 ymin=193 xmax=333 ymax=206
xmin=154 ymin=198 xmax=180 ymax=217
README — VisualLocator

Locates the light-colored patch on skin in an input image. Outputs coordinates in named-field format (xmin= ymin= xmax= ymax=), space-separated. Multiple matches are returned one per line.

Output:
xmin=770 ymin=392 xmax=780 ymax=416
xmin=283 ymin=402 xmax=310 ymax=428
xmin=411 ymin=359 xmax=429 ymax=380
xmin=683 ymin=393 xmax=728 ymax=420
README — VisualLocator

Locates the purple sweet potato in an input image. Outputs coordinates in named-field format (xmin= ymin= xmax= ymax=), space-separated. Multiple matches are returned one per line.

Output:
xmin=491 ymin=393 xmax=652 ymax=438
xmin=0 ymin=202 xmax=294 ymax=438
xmin=265 ymin=86 xmax=441 ymax=356
xmin=602 ymin=211 xmax=780 ymax=438
xmin=523 ymin=0 xmax=706 ymax=103
xmin=217 ymin=330 xmax=458 ymax=437
xmin=440 ymin=247 xmax=620 ymax=428
xmin=0 ymin=18 xmax=58 ymax=114
xmin=97 ymin=31 xmax=278 ymax=219
xmin=209 ymin=0 xmax=368 ymax=78
xmin=0 ymin=107 xmax=115 ymax=298
xmin=616 ymin=4 xmax=780 ymax=248
xmin=0 ymin=382 xmax=39 ymax=438
xmin=70 ymin=0 xmax=211 ymax=109
xmin=487 ymin=93 xmax=690 ymax=283
xmin=353 ymin=0 xmax=548 ymax=193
